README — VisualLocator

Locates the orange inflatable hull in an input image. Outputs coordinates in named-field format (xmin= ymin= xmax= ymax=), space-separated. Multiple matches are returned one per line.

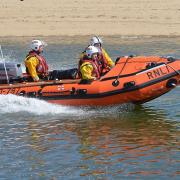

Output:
xmin=0 ymin=56 xmax=179 ymax=106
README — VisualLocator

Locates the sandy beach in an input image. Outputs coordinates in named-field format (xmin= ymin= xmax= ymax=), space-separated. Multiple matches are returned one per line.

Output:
xmin=1 ymin=0 xmax=180 ymax=37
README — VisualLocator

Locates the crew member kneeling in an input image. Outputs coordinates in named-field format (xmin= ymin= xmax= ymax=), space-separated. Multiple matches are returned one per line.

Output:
xmin=24 ymin=40 xmax=48 ymax=82
xmin=79 ymin=46 xmax=101 ymax=80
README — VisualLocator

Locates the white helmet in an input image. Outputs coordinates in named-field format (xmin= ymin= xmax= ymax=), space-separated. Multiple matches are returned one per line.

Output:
xmin=90 ymin=36 xmax=103 ymax=46
xmin=30 ymin=40 xmax=47 ymax=51
xmin=85 ymin=46 xmax=99 ymax=58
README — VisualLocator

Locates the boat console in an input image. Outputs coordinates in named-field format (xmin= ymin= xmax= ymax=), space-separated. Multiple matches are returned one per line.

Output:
xmin=0 ymin=62 xmax=23 ymax=84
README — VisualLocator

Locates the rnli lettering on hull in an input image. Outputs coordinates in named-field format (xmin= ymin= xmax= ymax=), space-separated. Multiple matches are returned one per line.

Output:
xmin=146 ymin=66 xmax=170 ymax=79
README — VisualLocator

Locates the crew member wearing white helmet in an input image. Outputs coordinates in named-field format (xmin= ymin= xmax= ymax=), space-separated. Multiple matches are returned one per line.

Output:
xmin=80 ymin=36 xmax=114 ymax=75
xmin=24 ymin=40 xmax=48 ymax=81
xmin=79 ymin=46 xmax=101 ymax=80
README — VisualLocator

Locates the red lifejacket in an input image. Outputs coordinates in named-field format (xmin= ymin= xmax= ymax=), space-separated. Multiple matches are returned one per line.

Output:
xmin=26 ymin=51 xmax=48 ymax=75
xmin=97 ymin=47 xmax=109 ymax=73
xmin=78 ymin=58 xmax=101 ymax=79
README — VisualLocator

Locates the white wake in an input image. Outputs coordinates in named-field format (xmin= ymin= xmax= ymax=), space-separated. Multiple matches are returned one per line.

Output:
xmin=0 ymin=94 xmax=134 ymax=118
xmin=0 ymin=94 xmax=84 ymax=116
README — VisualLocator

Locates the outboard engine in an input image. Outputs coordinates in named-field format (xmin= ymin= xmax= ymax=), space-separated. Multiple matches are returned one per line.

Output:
xmin=0 ymin=62 xmax=23 ymax=84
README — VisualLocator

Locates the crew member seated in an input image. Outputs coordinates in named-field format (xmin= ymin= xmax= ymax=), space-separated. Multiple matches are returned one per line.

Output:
xmin=24 ymin=40 xmax=48 ymax=82
xmin=79 ymin=46 xmax=101 ymax=80
xmin=79 ymin=36 xmax=114 ymax=75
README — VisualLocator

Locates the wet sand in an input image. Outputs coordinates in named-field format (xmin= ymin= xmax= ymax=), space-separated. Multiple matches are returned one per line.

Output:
xmin=1 ymin=0 xmax=180 ymax=37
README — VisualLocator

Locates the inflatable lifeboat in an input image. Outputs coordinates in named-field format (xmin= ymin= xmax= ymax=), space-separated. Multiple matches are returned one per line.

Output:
xmin=0 ymin=56 xmax=179 ymax=106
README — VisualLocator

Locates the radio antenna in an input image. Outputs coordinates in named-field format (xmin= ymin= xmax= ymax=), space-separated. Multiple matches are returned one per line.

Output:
xmin=0 ymin=45 xmax=9 ymax=84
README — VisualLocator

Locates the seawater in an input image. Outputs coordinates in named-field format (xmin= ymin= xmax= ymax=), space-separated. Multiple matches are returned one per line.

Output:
xmin=0 ymin=36 xmax=179 ymax=179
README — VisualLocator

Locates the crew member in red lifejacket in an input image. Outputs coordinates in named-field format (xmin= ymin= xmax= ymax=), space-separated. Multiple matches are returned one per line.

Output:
xmin=79 ymin=36 xmax=114 ymax=75
xmin=24 ymin=40 xmax=49 ymax=82
xmin=79 ymin=46 xmax=101 ymax=80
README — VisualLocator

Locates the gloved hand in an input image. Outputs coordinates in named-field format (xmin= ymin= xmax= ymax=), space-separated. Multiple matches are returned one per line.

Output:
xmin=33 ymin=76 xmax=40 ymax=82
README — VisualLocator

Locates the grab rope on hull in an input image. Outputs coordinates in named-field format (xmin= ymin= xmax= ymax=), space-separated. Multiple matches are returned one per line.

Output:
xmin=112 ymin=55 xmax=134 ymax=87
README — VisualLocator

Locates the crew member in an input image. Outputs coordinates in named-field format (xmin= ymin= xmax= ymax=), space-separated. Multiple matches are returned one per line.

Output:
xmin=80 ymin=36 xmax=114 ymax=75
xmin=79 ymin=46 xmax=101 ymax=80
xmin=24 ymin=40 xmax=48 ymax=81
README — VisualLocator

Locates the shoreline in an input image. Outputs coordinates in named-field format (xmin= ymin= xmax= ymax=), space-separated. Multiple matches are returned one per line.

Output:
xmin=1 ymin=0 xmax=180 ymax=38
xmin=1 ymin=35 xmax=180 ymax=45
